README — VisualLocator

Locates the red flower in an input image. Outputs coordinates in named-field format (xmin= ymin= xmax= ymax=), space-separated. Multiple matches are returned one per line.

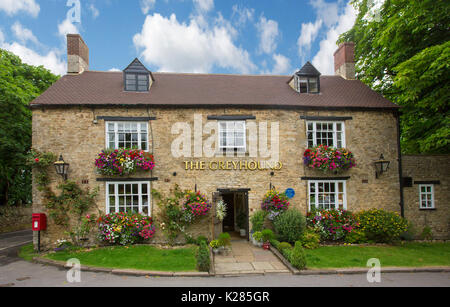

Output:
xmin=35 ymin=158 xmax=39 ymax=162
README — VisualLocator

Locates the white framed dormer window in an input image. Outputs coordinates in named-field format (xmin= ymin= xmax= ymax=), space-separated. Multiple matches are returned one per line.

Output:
xmin=419 ymin=184 xmax=435 ymax=209
xmin=308 ymin=180 xmax=347 ymax=211
xmin=106 ymin=182 xmax=151 ymax=215
xmin=307 ymin=121 xmax=345 ymax=148
xmin=106 ymin=122 xmax=149 ymax=151
xmin=218 ymin=121 xmax=246 ymax=151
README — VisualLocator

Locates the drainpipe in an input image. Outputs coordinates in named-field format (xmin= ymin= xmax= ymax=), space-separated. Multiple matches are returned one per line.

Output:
xmin=395 ymin=110 xmax=405 ymax=218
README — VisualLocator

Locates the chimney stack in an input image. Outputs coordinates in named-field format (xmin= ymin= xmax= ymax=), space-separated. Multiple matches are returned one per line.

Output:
xmin=67 ymin=34 xmax=89 ymax=74
xmin=333 ymin=42 xmax=355 ymax=80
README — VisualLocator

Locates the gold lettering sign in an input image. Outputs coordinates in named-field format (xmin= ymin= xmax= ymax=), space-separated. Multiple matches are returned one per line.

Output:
xmin=184 ymin=160 xmax=282 ymax=171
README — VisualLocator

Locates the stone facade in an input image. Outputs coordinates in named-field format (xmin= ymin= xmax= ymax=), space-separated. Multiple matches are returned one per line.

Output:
xmin=32 ymin=106 xmax=402 ymax=249
xmin=402 ymin=155 xmax=450 ymax=239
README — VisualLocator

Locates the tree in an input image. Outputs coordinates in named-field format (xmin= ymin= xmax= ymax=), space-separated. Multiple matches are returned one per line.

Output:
xmin=0 ymin=49 xmax=58 ymax=206
xmin=338 ymin=0 xmax=450 ymax=153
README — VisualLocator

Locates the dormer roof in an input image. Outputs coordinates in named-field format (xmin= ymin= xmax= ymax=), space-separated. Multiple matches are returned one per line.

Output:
xmin=295 ymin=61 xmax=321 ymax=77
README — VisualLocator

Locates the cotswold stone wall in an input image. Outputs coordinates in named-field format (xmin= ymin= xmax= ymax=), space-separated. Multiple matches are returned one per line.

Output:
xmin=32 ymin=107 xmax=401 ymax=248
xmin=402 ymin=155 xmax=450 ymax=239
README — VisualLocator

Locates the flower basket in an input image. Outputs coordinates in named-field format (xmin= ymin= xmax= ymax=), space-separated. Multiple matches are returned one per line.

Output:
xmin=261 ymin=189 xmax=290 ymax=213
xmin=182 ymin=191 xmax=212 ymax=221
xmin=303 ymin=145 xmax=355 ymax=173
xmin=95 ymin=148 xmax=155 ymax=176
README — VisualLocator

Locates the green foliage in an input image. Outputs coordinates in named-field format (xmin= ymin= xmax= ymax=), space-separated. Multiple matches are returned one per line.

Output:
xmin=218 ymin=232 xmax=231 ymax=247
xmin=289 ymin=241 xmax=307 ymax=270
xmin=278 ymin=242 xmax=293 ymax=252
xmin=236 ymin=210 xmax=247 ymax=229
xmin=250 ymin=210 xmax=268 ymax=232
xmin=344 ymin=229 xmax=367 ymax=244
xmin=261 ymin=229 xmax=275 ymax=242
xmin=196 ymin=235 xmax=209 ymax=245
xmin=252 ymin=231 xmax=262 ymax=242
xmin=357 ymin=209 xmax=408 ymax=243
xmin=338 ymin=0 xmax=450 ymax=153
xmin=299 ymin=229 xmax=321 ymax=249
xmin=269 ymin=239 xmax=280 ymax=249
xmin=272 ymin=209 xmax=306 ymax=244
xmin=0 ymin=49 xmax=58 ymax=206
xmin=196 ymin=241 xmax=210 ymax=272
xmin=209 ymin=240 xmax=220 ymax=249
xmin=420 ymin=226 xmax=433 ymax=241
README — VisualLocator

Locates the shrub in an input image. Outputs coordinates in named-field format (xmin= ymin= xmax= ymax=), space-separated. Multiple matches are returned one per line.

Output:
xmin=261 ymin=229 xmax=275 ymax=242
xmin=252 ymin=231 xmax=263 ymax=242
xmin=299 ymin=229 xmax=321 ymax=249
xmin=273 ymin=209 xmax=306 ymax=243
xmin=306 ymin=209 xmax=358 ymax=241
xmin=196 ymin=236 xmax=209 ymax=245
xmin=97 ymin=212 xmax=155 ymax=245
xmin=269 ymin=239 xmax=280 ymax=249
xmin=357 ymin=209 xmax=408 ymax=243
xmin=218 ymin=232 xmax=231 ymax=247
xmin=196 ymin=241 xmax=210 ymax=272
xmin=420 ymin=226 xmax=433 ymax=241
xmin=344 ymin=229 xmax=367 ymax=244
xmin=278 ymin=242 xmax=293 ymax=252
xmin=250 ymin=210 xmax=268 ymax=232
xmin=281 ymin=248 xmax=292 ymax=261
xmin=209 ymin=240 xmax=220 ymax=249
xmin=400 ymin=221 xmax=417 ymax=241
xmin=289 ymin=241 xmax=307 ymax=270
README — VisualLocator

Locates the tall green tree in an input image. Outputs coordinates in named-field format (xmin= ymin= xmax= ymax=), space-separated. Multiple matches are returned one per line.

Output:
xmin=338 ymin=0 xmax=450 ymax=153
xmin=0 ymin=49 xmax=58 ymax=206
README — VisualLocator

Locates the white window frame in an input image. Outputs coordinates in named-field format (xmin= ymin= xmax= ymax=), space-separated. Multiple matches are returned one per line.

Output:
xmin=306 ymin=121 xmax=346 ymax=148
xmin=105 ymin=181 xmax=151 ymax=216
xmin=419 ymin=184 xmax=435 ymax=209
xmin=105 ymin=121 xmax=149 ymax=152
xmin=218 ymin=121 xmax=246 ymax=151
xmin=308 ymin=180 xmax=347 ymax=211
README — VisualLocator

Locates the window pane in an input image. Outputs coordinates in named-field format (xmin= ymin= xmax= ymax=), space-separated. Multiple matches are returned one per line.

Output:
xmin=142 ymin=184 xmax=148 ymax=195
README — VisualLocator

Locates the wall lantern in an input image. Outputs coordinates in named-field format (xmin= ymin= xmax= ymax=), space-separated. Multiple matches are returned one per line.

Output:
xmin=54 ymin=155 xmax=69 ymax=180
xmin=374 ymin=154 xmax=390 ymax=179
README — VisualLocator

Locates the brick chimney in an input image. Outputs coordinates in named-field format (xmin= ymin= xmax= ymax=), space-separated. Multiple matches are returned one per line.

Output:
xmin=334 ymin=42 xmax=355 ymax=80
xmin=67 ymin=34 xmax=89 ymax=74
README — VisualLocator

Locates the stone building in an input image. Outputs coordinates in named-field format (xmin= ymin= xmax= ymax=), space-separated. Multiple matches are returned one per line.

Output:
xmin=30 ymin=35 xmax=448 ymax=248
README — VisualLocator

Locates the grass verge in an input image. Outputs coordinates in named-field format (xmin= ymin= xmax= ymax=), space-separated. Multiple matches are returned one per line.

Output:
xmin=305 ymin=242 xmax=450 ymax=269
xmin=43 ymin=245 xmax=199 ymax=272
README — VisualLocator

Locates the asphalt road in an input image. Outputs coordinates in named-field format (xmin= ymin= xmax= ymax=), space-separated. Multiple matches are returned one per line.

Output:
xmin=0 ymin=230 xmax=449 ymax=287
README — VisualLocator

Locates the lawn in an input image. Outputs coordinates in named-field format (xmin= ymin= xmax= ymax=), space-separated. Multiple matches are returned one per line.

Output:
xmin=43 ymin=245 xmax=199 ymax=272
xmin=305 ymin=242 xmax=450 ymax=269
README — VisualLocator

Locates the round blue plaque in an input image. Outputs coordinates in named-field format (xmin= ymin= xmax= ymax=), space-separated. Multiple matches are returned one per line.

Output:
xmin=285 ymin=188 xmax=295 ymax=199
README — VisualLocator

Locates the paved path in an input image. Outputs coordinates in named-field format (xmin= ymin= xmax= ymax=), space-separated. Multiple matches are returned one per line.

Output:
xmin=0 ymin=230 xmax=32 ymax=266
xmin=214 ymin=239 xmax=289 ymax=275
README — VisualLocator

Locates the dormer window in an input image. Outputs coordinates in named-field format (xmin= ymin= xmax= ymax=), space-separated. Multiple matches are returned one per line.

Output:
xmin=123 ymin=58 xmax=154 ymax=92
xmin=292 ymin=61 xmax=321 ymax=94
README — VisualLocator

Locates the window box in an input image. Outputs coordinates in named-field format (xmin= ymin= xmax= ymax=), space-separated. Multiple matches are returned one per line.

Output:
xmin=303 ymin=145 xmax=355 ymax=173
xmin=95 ymin=148 xmax=155 ymax=176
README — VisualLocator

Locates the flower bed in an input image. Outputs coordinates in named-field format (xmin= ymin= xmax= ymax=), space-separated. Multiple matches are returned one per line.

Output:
xmin=306 ymin=209 xmax=359 ymax=241
xmin=303 ymin=145 xmax=355 ymax=173
xmin=95 ymin=148 xmax=154 ymax=176
xmin=261 ymin=189 xmax=290 ymax=218
xmin=183 ymin=191 xmax=212 ymax=222
xmin=97 ymin=212 xmax=155 ymax=245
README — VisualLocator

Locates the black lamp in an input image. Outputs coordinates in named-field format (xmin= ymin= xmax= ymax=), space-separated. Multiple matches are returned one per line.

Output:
xmin=374 ymin=154 xmax=390 ymax=179
xmin=54 ymin=155 xmax=69 ymax=180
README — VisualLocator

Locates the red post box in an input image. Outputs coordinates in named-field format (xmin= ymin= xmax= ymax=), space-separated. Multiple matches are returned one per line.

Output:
xmin=32 ymin=213 xmax=47 ymax=231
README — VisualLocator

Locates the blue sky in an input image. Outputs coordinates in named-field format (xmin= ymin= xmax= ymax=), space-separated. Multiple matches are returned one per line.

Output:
xmin=0 ymin=0 xmax=358 ymax=76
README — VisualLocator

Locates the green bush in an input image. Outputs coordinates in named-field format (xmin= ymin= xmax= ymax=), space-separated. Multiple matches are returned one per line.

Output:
xmin=196 ymin=241 xmax=210 ymax=272
xmin=269 ymin=239 xmax=280 ymax=249
xmin=289 ymin=241 xmax=307 ymax=270
xmin=281 ymin=247 xmax=292 ymax=260
xmin=261 ymin=229 xmax=275 ymax=242
xmin=400 ymin=221 xmax=417 ymax=241
xmin=299 ymin=229 xmax=321 ymax=249
xmin=344 ymin=229 xmax=367 ymax=244
xmin=420 ymin=226 xmax=433 ymax=241
xmin=218 ymin=232 xmax=231 ymax=247
xmin=357 ymin=209 xmax=408 ymax=243
xmin=278 ymin=242 xmax=293 ymax=251
xmin=273 ymin=209 xmax=306 ymax=244
xmin=196 ymin=236 xmax=209 ymax=245
xmin=250 ymin=210 xmax=268 ymax=232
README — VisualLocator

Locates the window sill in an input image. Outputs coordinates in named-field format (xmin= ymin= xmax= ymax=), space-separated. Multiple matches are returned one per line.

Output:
xmin=419 ymin=208 xmax=436 ymax=211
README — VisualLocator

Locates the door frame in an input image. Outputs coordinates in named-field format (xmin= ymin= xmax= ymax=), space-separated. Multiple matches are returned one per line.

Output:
xmin=217 ymin=188 xmax=250 ymax=241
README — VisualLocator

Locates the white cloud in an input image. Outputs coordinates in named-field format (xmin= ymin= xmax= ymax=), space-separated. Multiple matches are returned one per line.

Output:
xmin=11 ymin=22 xmax=39 ymax=45
xmin=58 ymin=17 xmax=80 ymax=39
xmin=309 ymin=0 xmax=340 ymax=28
xmin=0 ymin=41 xmax=66 ymax=75
xmin=311 ymin=2 xmax=357 ymax=75
xmin=256 ymin=16 xmax=279 ymax=55
xmin=267 ymin=54 xmax=291 ymax=75
xmin=140 ymin=0 xmax=156 ymax=14
xmin=193 ymin=0 xmax=214 ymax=13
xmin=108 ymin=68 xmax=121 ymax=72
xmin=0 ymin=29 xmax=4 ymax=44
xmin=297 ymin=19 xmax=323 ymax=58
xmin=133 ymin=13 xmax=256 ymax=74
xmin=231 ymin=5 xmax=254 ymax=26
xmin=0 ymin=0 xmax=40 ymax=17
xmin=89 ymin=4 xmax=99 ymax=19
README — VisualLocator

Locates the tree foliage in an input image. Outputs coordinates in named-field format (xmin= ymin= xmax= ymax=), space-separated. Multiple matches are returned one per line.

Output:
xmin=0 ymin=49 xmax=58 ymax=206
xmin=338 ymin=0 xmax=450 ymax=153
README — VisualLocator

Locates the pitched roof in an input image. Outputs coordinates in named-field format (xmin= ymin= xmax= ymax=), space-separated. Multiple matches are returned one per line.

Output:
xmin=30 ymin=71 xmax=399 ymax=110
xmin=295 ymin=61 xmax=321 ymax=76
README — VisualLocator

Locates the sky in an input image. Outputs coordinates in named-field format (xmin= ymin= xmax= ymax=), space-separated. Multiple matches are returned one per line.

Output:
xmin=0 ymin=0 xmax=358 ymax=76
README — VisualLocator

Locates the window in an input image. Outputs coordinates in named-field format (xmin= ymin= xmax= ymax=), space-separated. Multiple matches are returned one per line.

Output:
xmin=419 ymin=184 xmax=434 ymax=209
xmin=125 ymin=73 xmax=149 ymax=92
xmin=307 ymin=121 xmax=345 ymax=148
xmin=106 ymin=182 xmax=151 ymax=215
xmin=106 ymin=122 xmax=148 ymax=151
xmin=218 ymin=121 xmax=246 ymax=151
xmin=308 ymin=180 xmax=347 ymax=211
xmin=296 ymin=76 xmax=319 ymax=93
